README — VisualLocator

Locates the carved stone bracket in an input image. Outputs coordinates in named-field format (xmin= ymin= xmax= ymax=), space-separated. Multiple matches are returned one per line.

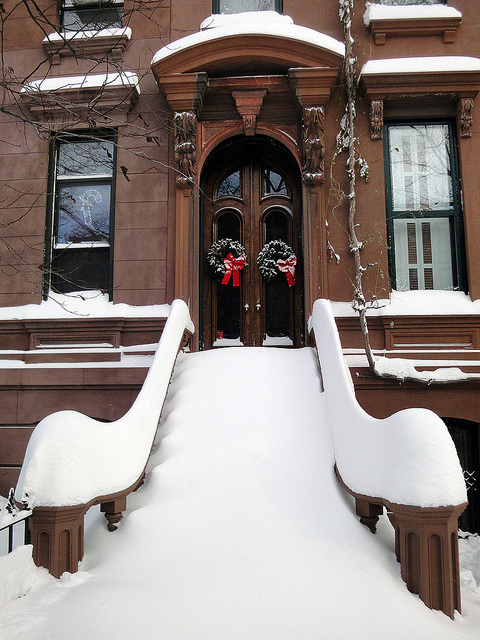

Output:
xmin=174 ymin=111 xmax=197 ymax=188
xmin=459 ymin=97 xmax=474 ymax=138
xmin=232 ymin=90 xmax=267 ymax=136
xmin=302 ymin=106 xmax=325 ymax=187
xmin=369 ymin=100 xmax=384 ymax=140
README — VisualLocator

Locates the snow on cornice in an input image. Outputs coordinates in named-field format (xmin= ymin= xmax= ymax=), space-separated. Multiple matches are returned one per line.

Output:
xmin=21 ymin=71 xmax=140 ymax=94
xmin=43 ymin=26 xmax=132 ymax=43
xmin=363 ymin=2 xmax=462 ymax=25
xmin=151 ymin=11 xmax=345 ymax=66
xmin=361 ymin=55 xmax=480 ymax=76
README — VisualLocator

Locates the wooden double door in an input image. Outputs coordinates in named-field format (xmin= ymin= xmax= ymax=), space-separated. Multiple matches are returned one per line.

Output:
xmin=202 ymin=144 xmax=303 ymax=348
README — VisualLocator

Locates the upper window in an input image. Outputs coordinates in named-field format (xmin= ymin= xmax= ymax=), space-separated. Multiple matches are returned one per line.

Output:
xmin=61 ymin=0 xmax=123 ymax=31
xmin=385 ymin=122 xmax=465 ymax=292
xmin=375 ymin=1 xmax=445 ymax=4
xmin=213 ymin=0 xmax=282 ymax=14
xmin=45 ymin=134 xmax=116 ymax=296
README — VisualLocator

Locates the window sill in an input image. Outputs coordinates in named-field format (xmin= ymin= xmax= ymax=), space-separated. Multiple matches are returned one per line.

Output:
xmin=364 ymin=3 xmax=462 ymax=45
xmin=21 ymin=71 xmax=139 ymax=125
xmin=43 ymin=27 xmax=131 ymax=63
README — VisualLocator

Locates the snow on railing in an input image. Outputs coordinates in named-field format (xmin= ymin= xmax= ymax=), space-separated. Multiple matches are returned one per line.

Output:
xmin=14 ymin=299 xmax=192 ymax=578
xmin=16 ymin=299 xmax=192 ymax=509
xmin=309 ymin=299 xmax=467 ymax=618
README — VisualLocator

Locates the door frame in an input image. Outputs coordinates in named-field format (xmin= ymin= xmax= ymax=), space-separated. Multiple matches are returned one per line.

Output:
xmin=200 ymin=134 xmax=304 ymax=349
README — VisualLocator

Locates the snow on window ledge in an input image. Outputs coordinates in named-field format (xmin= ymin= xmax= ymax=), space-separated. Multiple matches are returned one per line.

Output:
xmin=363 ymin=2 xmax=462 ymax=45
xmin=43 ymin=27 xmax=132 ymax=61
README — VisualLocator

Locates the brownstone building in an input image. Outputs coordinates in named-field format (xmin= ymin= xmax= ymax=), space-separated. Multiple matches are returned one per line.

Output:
xmin=0 ymin=0 xmax=478 ymax=532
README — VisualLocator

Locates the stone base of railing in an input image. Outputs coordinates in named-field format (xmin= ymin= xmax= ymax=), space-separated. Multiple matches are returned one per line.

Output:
xmin=336 ymin=466 xmax=467 ymax=619
xmin=28 ymin=483 xmax=140 ymax=578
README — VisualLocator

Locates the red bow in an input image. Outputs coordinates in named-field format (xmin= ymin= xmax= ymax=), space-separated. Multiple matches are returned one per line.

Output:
xmin=277 ymin=255 xmax=297 ymax=287
xmin=222 ymin=253 xmax=246 ymax=286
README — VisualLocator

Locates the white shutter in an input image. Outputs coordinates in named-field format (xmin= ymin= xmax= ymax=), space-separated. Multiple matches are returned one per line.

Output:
xmin=393 ymin=218 xmax=453 ymax=291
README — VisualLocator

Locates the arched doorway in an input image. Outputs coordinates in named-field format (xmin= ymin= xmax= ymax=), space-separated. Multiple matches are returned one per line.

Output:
xmin=201 ymin=137 xmax=303 ymax=349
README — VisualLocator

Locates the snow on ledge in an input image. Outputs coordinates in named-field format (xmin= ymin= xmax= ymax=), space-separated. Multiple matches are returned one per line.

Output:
xmin=0 ymin=291 xmax=172 ymax=322
xmin=43 ymin=26 xmax=132 ymax=43
xmin=363 ymin=2 xmax=462 ymax=25
xmin=309 ymin=299 xmax=467 ymax=508
xmin=361 ymin=56 xmax=480 ymax=76
xmin=330 ymin=290 xmax=480 ymax=318
xmin=151 ymin=12 xmax=345 ymax=66
xmin=21 ymin=71 xmax=140 ymax=94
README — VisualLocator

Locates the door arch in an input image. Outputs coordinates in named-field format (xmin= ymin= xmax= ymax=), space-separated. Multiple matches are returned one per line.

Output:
xmin=201 ymin=136 xmax=303 ymax=348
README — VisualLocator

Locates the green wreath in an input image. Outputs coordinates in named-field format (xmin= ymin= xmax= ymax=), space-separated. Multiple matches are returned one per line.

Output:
xmin=207 ymin=238 xmax=247 ymax=282
xmin=257 ymin=240 xmax=297 ymax=284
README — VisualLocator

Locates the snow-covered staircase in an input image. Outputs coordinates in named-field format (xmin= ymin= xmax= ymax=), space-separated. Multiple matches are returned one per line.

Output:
xmin=2 ymin=340 xmax=476 ymax=639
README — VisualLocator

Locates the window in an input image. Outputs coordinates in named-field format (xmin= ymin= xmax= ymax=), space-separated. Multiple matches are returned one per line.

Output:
xmin=213 ymin=0 xmax=282 ymax=14
xmin=61 ymin=0 xmax=123 ymax=31
xmin=45 ymin=133 xmax=116 ymax=296
xmin=385 ymin=122 xmax=465 ymax=292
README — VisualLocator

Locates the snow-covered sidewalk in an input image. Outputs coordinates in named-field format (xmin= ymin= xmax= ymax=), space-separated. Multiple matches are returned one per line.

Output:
xmin=0 ymin=347 xmax=479 ymax=639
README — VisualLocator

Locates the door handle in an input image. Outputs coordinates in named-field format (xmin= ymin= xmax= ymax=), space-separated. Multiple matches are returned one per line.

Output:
xmin=255 ymin=300 xmax=261 ymax=312
xmin=244 ymin=303 xmax=250 ymax=312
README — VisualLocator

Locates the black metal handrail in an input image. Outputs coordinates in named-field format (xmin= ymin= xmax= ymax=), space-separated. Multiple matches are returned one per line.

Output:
xmin=0 ymin=489 xmax=31 ymax=555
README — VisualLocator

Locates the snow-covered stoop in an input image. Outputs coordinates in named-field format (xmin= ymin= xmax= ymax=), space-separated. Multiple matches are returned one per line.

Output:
xmin=2 ymin=301 xmax=476 ymax=640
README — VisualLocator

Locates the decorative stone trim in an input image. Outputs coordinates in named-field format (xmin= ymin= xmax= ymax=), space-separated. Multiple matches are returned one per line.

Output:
xmin=369 ymin=99 xmax=383 ymax=141
xmin=459 ymin=97 xmax=474 ymax=138
xmin=43 ymin=27 xmax=131 ymax=63
xmin=232 ymin=90 xmax=267 ymax=136
xmin=364 ymin=4 xmax=462 ymax=45
xmin=174 ymin=111 xmax=197 ymax=188
xmin=302 ymin=106 xmax=325 ymax=187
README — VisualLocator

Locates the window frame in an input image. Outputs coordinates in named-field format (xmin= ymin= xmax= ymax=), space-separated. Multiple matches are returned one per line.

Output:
xmin=212 ymin=0 xmax=282 ymax=14
xmin=44 ymin=131 xmax=117 ymax=299
xmin=384 ymin=119 xmax=466 ymax=292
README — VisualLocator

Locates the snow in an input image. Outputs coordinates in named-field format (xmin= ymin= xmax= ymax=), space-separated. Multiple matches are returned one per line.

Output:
xmin=151 ymin=11 xmax=345 ymax=66
xmin=14 ymin=299 xmax=192 ymax=508
xmin=309 ymin=299 xmax=467 ymax=507
xmin=364 ymin=2 xmax=462 ymax=25
xmin=0 ymin=344 xmax=479 ymax=638
xmin=21 ymin=72 xmax=140 ymax=94
xmin=331 ymin=289 xmax=480 ymax=317
xmin=0 ymin=546 xmax=48 ymax=607
xmin=361 ymin=56 xmax=480 ymax=76
xmin=374 ymin=357 xmax=480 ymax=383
xmin=0 ymin=290 xmax=171 ymax=321
xmin=43 ymin=26 xmax=132 ymax=42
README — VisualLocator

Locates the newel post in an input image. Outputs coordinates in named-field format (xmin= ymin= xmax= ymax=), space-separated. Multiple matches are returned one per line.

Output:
xmin=29 ymin=504 xmax=89 ymax=578
xmin=389 ymin=503 xmax=467 ymax=619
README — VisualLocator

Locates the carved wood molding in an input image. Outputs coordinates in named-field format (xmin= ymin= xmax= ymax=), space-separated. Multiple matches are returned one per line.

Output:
xmin=302 ymin=106 xmax=325 ymax=188
xmin=231 ymin=90 xmax=267 ymax=136
xmin=174 ymin=111 xmax=197 ymax=188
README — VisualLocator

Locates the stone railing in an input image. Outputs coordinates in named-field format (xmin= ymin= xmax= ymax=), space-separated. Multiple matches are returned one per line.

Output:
xmin=15 ymin=299 xmax=192 ymax=579
xmin=309 ymin=299 xmax=467 ymax=619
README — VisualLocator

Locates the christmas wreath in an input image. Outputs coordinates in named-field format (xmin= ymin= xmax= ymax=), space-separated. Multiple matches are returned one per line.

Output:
xmin=207 ymin=238 xmax=247 ymax=286
xmin=257 ymin=240 xmax=297 ymax=287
